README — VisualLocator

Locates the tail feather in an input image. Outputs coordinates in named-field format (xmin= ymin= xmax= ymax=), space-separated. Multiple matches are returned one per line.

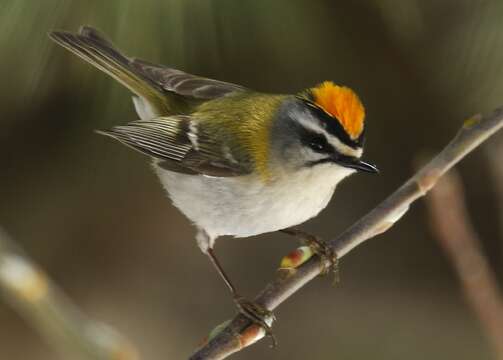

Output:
xmin=49 ymin=26 xmax=169 ymax=115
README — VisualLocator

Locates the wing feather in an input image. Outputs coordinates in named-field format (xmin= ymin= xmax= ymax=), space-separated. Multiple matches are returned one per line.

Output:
xmin=98 ymin=116 xmax=251 ymax=177
xmin=50 ymin=26 xmax=247 ymax=118
xmin=131 ymin=59 xmax=247 ymax=100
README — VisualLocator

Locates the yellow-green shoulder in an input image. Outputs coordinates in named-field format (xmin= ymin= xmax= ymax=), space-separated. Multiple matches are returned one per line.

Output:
xmin=193 ymin=92 xmax=289 ymax=180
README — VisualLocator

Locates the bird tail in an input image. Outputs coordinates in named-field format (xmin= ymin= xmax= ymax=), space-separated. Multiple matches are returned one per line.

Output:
xmin=49 ymin=26 xmax=169 ymax=115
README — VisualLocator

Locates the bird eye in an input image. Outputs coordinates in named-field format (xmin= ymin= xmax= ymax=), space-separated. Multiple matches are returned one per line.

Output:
xmin=307 ymin=135 xmax=331 ymax=153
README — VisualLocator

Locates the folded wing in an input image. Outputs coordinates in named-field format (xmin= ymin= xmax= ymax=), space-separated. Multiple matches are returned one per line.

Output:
xmin=98 ymin=116 xmax=251 ymax=177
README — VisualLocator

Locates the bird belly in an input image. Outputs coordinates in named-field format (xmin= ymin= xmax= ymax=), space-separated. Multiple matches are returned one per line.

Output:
xmin=155 ymin=163 xmax=353 ymax=240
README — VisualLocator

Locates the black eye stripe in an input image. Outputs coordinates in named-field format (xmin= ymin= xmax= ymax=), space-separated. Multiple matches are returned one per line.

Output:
xmin=301 ymin=131 xmax=335 ymax=154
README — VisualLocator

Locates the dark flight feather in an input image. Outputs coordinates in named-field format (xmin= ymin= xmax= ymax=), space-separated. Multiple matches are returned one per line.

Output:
xmin=98 ymin=116 xmax=251 ymax=177
xmin=49 ymin=26 xmax=246 ymax=116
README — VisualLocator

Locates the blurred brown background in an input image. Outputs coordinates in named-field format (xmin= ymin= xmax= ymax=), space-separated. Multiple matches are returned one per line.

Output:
xmin=1 ymin=0 xmax=503 ymax=359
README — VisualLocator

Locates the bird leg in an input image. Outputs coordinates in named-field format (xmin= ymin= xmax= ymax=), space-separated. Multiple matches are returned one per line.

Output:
xmin=206 ymin=248 xmax=277 ymax=347
xmin=280 ymin=227 xmax=340 ymax=284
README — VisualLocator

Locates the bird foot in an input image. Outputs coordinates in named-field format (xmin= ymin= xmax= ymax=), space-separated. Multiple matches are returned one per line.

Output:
xmin=281 ymin=228 xmax=339 ymax=284
xmin=233 ymin=295 xmax=277 ymax=348
xmin=306 ymin=235 xmax=340 ymax=284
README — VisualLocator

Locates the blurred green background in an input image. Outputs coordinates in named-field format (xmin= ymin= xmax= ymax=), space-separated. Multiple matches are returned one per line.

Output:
xmin=1 ymin=0 xmax=503 ymax=359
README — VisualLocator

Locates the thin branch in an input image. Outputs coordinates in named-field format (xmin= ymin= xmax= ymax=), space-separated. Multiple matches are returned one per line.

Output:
xmin=190 ymin=108 xmax=503 ymax=360
xmin=426 ymin=170 xmax=503 ymax=359
xmin=0 ymin=228 xmax=139 ymax=360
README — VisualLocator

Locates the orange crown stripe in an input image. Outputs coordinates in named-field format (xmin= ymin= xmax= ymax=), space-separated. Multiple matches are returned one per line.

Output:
xmin=311 ymin=81 xmax=365 ymax=140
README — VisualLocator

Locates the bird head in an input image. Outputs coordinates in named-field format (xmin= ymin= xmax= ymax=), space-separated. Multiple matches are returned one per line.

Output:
xmin=270 ymin=81 xmax=378 ymax=175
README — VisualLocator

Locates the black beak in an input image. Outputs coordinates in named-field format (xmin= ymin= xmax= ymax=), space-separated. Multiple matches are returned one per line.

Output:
xmin=335 ymin=157 xmax=379 ymax=173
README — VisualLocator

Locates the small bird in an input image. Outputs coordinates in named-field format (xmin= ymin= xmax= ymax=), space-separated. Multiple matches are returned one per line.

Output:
xmin=49 ymin=26 xmax=378 ymax=341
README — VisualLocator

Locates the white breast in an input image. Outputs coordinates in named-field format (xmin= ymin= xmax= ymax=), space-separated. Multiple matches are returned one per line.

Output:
xmin=154 ymin=163 xmax=354 ymax=247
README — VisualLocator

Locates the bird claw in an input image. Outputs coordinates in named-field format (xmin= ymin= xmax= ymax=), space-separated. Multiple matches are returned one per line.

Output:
xmin=233 ymin=295 xmax=277 ymax=348
xmin=281 ymin=228 xmax=339 ymax=284
xmin=304 ymin=235 xmax=340 ymax=285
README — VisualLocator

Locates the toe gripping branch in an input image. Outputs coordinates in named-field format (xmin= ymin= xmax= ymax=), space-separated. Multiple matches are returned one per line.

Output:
xmin=280 ymin=228 xmax=340 ymax=284
xmin=233 ymin=295 xmax=277 ymax=348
